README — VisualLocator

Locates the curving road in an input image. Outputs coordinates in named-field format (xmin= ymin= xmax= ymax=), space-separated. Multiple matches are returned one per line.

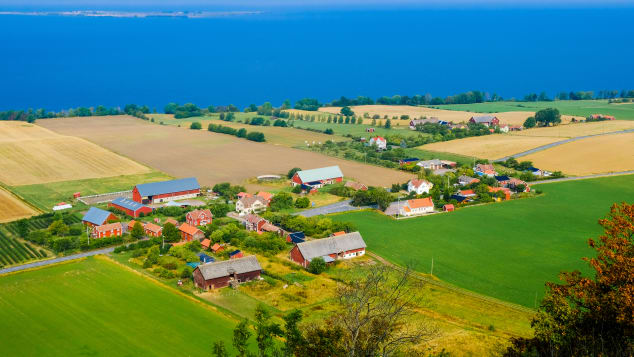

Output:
xmin=495 ymin=128 xmax=634 ymax=162
xmin=0 ymin=247 xmax=114 ymax=275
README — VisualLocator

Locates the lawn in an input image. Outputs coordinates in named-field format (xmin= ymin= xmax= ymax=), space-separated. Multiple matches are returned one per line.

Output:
xmin=11 ymin=171 xmax=173 ymax=211
xmin=428 ymin=100 xmax=634 ymax=120
xmin=0 ymin=257 xmax=238 ymax=356
xmin=332 ymin=174 xmax=634 ymax=307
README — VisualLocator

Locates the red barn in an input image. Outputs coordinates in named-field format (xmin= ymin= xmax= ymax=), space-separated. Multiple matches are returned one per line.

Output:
xmin=186 ymin=209 xmax=213 ymax=227
xmin=193 ymin=255 xmax=262 ymax=290
xmin=92 ymin=222 xmax=123 ymax=239
xmin=290 ymin=232 xmax=366 ymax=268
xmin=291 ymin=166 xmax=343 ymax=188
xmin=132 ymin=177 xmax=200 ymax=204
xmin=82 ymin=207 xmax=117 ymax=228
xmin=109 ymin=197 xmax=153 ymax=218
xmin=469 ymin=115 xmax=499 ymax=127
xmin=179 ymin=223 xmax=205 ymax=242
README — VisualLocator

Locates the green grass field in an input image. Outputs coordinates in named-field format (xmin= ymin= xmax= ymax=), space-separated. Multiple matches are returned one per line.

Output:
xmin=289 ymin=118 xmax=425 ymax=138
xmin=332 ymin=174 xmax=634 ymax=307
xmin=0 ymin=257 xmax=238 ymax=356
xmin=427 ymin=99 xmax=634 ymax=120
xmin=11 ymin=171 xmax=173 ymax=211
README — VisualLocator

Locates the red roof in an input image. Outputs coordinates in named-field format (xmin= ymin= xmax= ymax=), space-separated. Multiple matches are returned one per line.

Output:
xmin=460 ymin=189 xmax=476 ymax=196
xmin=256 ymin=192 xmax=274 ymax=201
xmin=372 ymin=136 xmax=386 ymax=142
xmin=443 ymin=204 xmax=455 ymax=210
xmin=408 ymin=197 xmax=434 ymax=208
xmin=94 ymin=222 xmax=122 ymax=232
xmin=201 ymin=238 xmax=211 ymax=248
xmin=187 ymin=209 xmax=212 ymax=221
xmin=179 ymin=223 xmax=203 ymax=236
xmin=410 ymin=179 xmax=431 ymax=189
xmin=211 ymin=243 xmax=223 ymax=252
xmin=332 ymin=231 xmax=346 ymax=236
xmin=145 ymin=223 xmax=162 ymax=234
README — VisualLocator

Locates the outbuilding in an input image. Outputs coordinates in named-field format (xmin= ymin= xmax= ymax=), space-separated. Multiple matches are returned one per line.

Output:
xmin=179 ymin=223 xmax=205 ymax=241
xmin=193 ymin=255 xmax=262 ymax=290
xmin=82 ymin=207 xmax=117 ymax=228
xmin=109 ymin=197 xmax=153 ymax=218
xmin=291 ymin=166 xmax=343 ymax=188
xmin=186 ymin=209 xmax=213 ymax=227
xmin=132 ymin=177 xmax=200 ymax=204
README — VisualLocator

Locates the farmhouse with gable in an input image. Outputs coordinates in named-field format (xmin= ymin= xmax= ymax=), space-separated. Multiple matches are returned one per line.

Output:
xmin=469 ymin=115 xmax=499 ymax=127
xmin=407 ymin=179 xmax=433 ymax=195
xmin=369 ymin=136 xmax=387 ymax=150
xmin=179 ymin=223 xmax=205 ymax=241
xmin=186 ymin=209 xmax=213 ymax=227
xmin=92 ymin=222 xmax=123 ymax=239
xmin=132 ymin=177 xmax=200 ymax=204
xmin=291 ymin=166 xmax=343 ymax=189
xmin=399 ymin=197 xmax=434 ymax=216
xmin=193 ymin=255 xmax=262 ymax=290
xmin=235 ymin=195 xmax=269 ymax=215
xmin=289 ymin=232 xmax=366 ymax=268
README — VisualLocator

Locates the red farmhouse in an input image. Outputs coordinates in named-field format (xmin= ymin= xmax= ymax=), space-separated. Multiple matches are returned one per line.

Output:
xmin=109 ymin=197 xmax=153 ymax=218
xmin=179 ymin=223 xmax=205 ymax=242
xmin=469 ymin=115 xmax=500 ymax=127
xmin=290 ymin=232 xmax=366 ymax=268
xmin=193 ymin=255 xmax=262 ymax=290
xmin=92 ymin=222 xmax=123 ymax=239
xmin=132 ymin=177 xmax=200 ymax=204
xmin=291 ymin=166 xmax=343 ymax=189
xmin=82 ymin=207 xmax=117 ymax=228
xmin=186 ymin=209 xmax=213 ymax=227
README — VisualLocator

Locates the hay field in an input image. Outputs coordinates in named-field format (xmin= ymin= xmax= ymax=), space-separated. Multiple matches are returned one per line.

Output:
xmin=419 ymin=134 xmax=562 ymax=160
xmin=39 ymin=116 xmax=415 ymax=190
xmin=521 ymin=132 xmax=634 ymax=175
xmin=317 ymin=105 xmax=578 ymax=126
xmin=0 ymin=121 xmax=150 ymax=186
xmin=513 ymin=120 xmax=634 ymax=138
xmin=0 ymin=187 xmax=37 ymax=223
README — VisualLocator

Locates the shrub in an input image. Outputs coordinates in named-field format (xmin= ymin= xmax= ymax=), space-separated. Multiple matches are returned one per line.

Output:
xmin=308 ymin=257 xmax=327 ymax=274
xmin=246 ymin=131 xmax=266 ymax=142
xmin=190 ymin=121 xmax=202 ymax=130
xmin=294 ymin=197 xmax=310 ymax=208
xmin=180 ymin=266 xmax=193 ymax=279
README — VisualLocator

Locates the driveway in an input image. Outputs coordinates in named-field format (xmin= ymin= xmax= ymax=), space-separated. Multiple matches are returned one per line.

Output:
xmin=0 ymin=247 xmax=115 ymax=275
xmin=495 ymin=128 xmax=634 ymax=162
xmin=295 ymin=199 xmax=374 ymax=217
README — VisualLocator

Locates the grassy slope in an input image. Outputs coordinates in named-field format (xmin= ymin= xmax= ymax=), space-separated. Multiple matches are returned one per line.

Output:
xmin=332 ymin=175 xmax=633 ymax=307
xmin=0 ymin=257 xmax=237 ymax=356
xmin=428 ymin=100 xmax=634 ymax=120
xmin=10 ymin=171 xmax=173 ymax=211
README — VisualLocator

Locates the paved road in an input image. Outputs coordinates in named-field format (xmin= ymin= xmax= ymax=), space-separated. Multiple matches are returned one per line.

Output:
xmin=295 ymin=199 xmax=375 ymax=217
xmin=530 ymin=170 xmax=634 ymax=185
xmin=0 ymin=247 xmax=115 ymax=275
xmin=495 ymin=128 xmax=634 ymax=162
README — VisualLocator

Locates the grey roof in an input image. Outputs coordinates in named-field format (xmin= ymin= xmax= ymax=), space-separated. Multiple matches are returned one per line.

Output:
xmin=82 ymin=207 xmax=112 ymax=225
xmin=458 ymin=175 xmax=477 ymax=183
xmin=470 ymin=115 xmax=497 ymax=123
xmin=135 ymin=177 xmax=200 ymax=197
xmin=196 ymin=255 xmax=262 ymax=280
xmin=111 ymin=197 xmax=148 ymax=211
xmin=296 ymin=232 xmax=366 ymax=261
xmin=296 ymin=166 xmax=343 ymax=183
xmin=417 ymin=159 xmax=443 ymax=167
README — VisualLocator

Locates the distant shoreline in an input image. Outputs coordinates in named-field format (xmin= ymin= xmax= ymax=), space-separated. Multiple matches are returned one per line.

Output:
xmin=0 ymin=10 xmax=262 ymax=18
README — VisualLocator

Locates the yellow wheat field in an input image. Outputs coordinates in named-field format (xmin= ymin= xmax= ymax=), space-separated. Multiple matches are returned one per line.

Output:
xmin=316 ymin=105 xmax=580 ymax=126
xmin=521 ymin=132 xmax=634 ymax=175
xmin=513 ymin=120 xmax=634 ymax=138
xmin=0 ymin=187 xmax=37 ymax=222
xmin=419 ymin=134 xmax=563 ymax=160
xmin=0 ymin=121 xmax=151 ymax=186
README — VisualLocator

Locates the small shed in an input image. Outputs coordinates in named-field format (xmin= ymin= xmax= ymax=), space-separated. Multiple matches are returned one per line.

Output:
xmin=229 ymin=250 xmax=244 ymax=259
xmin=211 ymin=243 xmax=224 ymax=253
xmin=187 ymin=262 xmax=200 ymax=269
xmin=197 ymin=252 xmax=215 ymax=264
xmin=286 ymin=232 xmax=305 ymax=244
xmin=73 ymin=192 xmax=81 ymax=198
xmin=443 ymin=204 xmax=455 ymax=212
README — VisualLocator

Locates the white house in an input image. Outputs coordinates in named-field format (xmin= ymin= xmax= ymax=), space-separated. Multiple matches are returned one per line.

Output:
xmin=417 ymin=159 xmax=444 ymax=170
xmin=407 ymin=179 xmax=433 ymax=195
xmin=399 ymin=197 xmax=434 ymax=216
xmin=369 ymin=136 xmax=387 ymax=150
xmin=235 ymin=195 xmax=269 ymax=216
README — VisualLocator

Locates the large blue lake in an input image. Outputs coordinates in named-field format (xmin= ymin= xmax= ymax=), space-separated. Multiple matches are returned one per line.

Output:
xmin=1 ymin=7 xmax=633 ymax=110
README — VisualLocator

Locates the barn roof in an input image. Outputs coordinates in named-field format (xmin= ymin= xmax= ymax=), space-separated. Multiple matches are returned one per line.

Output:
xmin=296 ymin=232 xmax=366 ymax=261
xmin=94 ymin=222 xmax=122 ymax=232
xmin=179 ymin=223 xmax=202 ymax=236
xmin=135 ymin=177 xmax=200 ymax=197
xmin=111 ymin=197 xmax=149 ymax=212
xmin=296 ymin=166 xmax=343 ymax=183
xmin=470 ymin=115 xmax=497 ymax=123
xmin=197 ymin=255 xmax=262 ymax=280
xmin=82 ymin=207 xmax=113 ymax=226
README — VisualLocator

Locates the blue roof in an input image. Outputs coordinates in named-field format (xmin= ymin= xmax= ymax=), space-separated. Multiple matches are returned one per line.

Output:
xmin=289 ymin=232 xmax=305 ymax=244
xmin=197 ymin=253 xmax=214 ymax=263
xmin=528 ymin=167 xmax=540 ymax=172
xmin=400 ymin=158 xmax=419 ymax=163
xmin=229 ymin=250 xmax=242 ymax=257
xmin=111 ymin=197 xmax=149 ymax=212
xmin=135 ymin=177 xmax=200 ymax=197
xmin=450 ymin=194 xmax=470 ymax=203
xmin=495 ymin=175 xmax=510 ymax=181
xmin=186 ymin=262 xmax=200 ymax=269
xmin=82 ymin=207 xmax=113 ymax=226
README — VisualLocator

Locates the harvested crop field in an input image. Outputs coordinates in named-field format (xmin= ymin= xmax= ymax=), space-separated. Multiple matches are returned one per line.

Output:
xmin=521 ymin=132 xmax=634 ymax=175
xmin=317 ymin=105 xmax=579 ymax=126
xmin=0 ymin=121 xmax=150 ymax=186
xmin=419 ymin=134 xmax=562 ymax=160
xmin=513 ymin=120 xmax=634 ymax=138
xmin=0 ymin=187 xmax=37 ymax=223
xmin=39 ymin=116 xmax=415 ymax=190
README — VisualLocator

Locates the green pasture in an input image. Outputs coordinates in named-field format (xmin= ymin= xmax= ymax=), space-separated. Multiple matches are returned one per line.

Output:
xmin=11 ymin=171 xmax=173 ymax=211
xmin=427 ymin=99 xmax=634 ymax=120
xmin=289 ymin=118 xmax=424 ymax=138
xmin=0 ymin=257 xmax=238 ymax=356
xmin=332 ymin=174 xmax=634 ymax=307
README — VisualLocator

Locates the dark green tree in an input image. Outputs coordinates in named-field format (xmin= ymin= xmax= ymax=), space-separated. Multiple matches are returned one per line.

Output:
xmin=340 ymin=106 xmax=354 ymax=117
xmin=233 ymin=319 xmax=252 ymax=357
xmin=287 ymin=167 xmax=302 ymax=179
xmin=523 ymin=116 xmax=536 ymax=128
xmin=535 ymin=108 xmax=561 ymax=126
xmin=162 ymin=223 xmax=180 ymax=243
xmin=308 ymin=257 xmax=327 ymax=274
xmin=131 ymin=221 xmax=144 ymax=240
